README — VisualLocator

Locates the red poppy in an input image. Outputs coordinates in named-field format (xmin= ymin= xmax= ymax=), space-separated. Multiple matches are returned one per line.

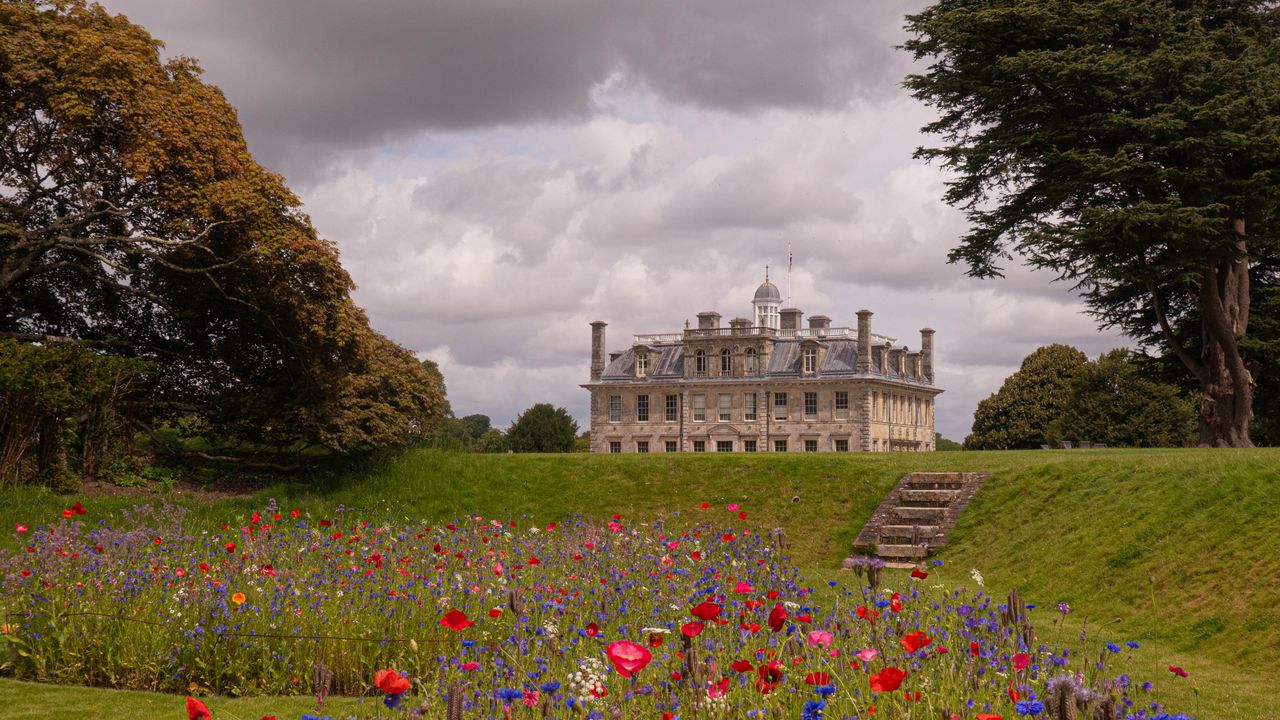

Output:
xmin=488 ymin=608 xmax=503 ymax=618
xmin=699 ymin=502 xmax=710 ymax=509
xmin=186 ymin=696 xmax=211 ymax=720
xmin=804 ymin=671 xmax=831 ymax=685
xmin=15 ymin=524 xmax=27 ymax=533
xmin=767 ymin=603 xmax=787 ymax=632
xmin=1012 ymin=652 xmax=1029 ymax=670
xmin=1169 ymin=665 xmax=1188 ymax=678
xmin=373 ymin=668 xmax=411 ymax=695
xmin=1008 ymin=683 xmax=1020 ymax=702
xmin=869 ymin=667 xmax=906 ymax=693
xmin=707 ymin=677 xmax=730 ymax=698
xmin=900 ymin=631 xmax=932 ymax=653
xmin=977 ymin=715 xmax=1003 ymax=720
xmin=647 ymin=632 xmax=664 ymax=647
xmin=585 ymin=622 xmax=599 ymax=637
xmin=731 ymin=659 xmax=754 ymax=673
xmin=439 ymin=609 xmax=474 ymax=632
xmin=755 ymin=661 xmax=784 ymax=694
xmin=225 ymin=542 xmax=236 ymax=554
xmin=691 ymin=601 xmax=722 ymax=621
xmin=910 ymin=567 xmax=929 ymax=580
xmin=857 ymin=605 xmax=879 ymax=622
xmin=198 ymin=563 xmax=211 ymax=573
xmin=722 ymin=533 xmax=735 ymax=542
xmin=969 ymin=641 xmax=981 ymax=656
xmin=604 ymin=640 xmax=652 ymax=678
xmin=681 ymin=621 xmax=704 ymax=638
xmin=889 ymin=593 xmax=903 ymax=613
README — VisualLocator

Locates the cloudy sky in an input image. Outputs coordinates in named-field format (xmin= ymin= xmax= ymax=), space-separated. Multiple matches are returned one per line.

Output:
xmin=100 ymin=0 xmax=1125 ymax=441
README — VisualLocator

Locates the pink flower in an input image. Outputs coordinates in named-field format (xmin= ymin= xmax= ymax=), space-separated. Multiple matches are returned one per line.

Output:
xmin=1012 ymin=652 xmax=1030 ymax=670
xmin=806 ymin=630 xmax=834 ymax=648
xmin=521 ymin=689 xmax=539 ymax=707
xmin=605 ymin=640 xmax=652 ymax=678
xmin=14 ymin=524 xmax=27 ymax=533
xmin=727 ymin=503 xmax=740 ymax=511
xmin=733 ymin=581 xmax=755 ymax=594
xmin=608 ymin=521 xmax=622 ymax=533
xmin=856 ymin=647 xmax=879 ymax=662
xmin=1169 ymin=665 xmax=1188 ymax=678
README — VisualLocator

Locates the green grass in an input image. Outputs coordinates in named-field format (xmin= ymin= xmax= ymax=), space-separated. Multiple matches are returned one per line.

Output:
xmin=2 ymin=447 xmax=1278 ymax=717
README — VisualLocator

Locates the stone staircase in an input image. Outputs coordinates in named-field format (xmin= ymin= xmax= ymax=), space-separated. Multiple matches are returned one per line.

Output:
xmin=849 ymin=472 xmax=990 ymax=565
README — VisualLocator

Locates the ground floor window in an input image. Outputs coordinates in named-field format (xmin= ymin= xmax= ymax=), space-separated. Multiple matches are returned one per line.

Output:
xmin=609 ymin=441 xmax=621 ymax=453
xmin=716 ymin=440 xmax=733 ymax=452
xmin=834 ymin=438 xmax=849 ymax=452
xmin=693 ymin=440 xmax=706 ymax=452
xmin=744 ymin=440 xmax=757 ymax=452
xmin=774 ymin=439 xmax=787 ymax=452
xmin=637 ymin=441 xmax=649 ymax=453
xmin=665 ymin=440 xmax=677 ymax=452
xmin=804 ymin=439 xmax=818 ymax=452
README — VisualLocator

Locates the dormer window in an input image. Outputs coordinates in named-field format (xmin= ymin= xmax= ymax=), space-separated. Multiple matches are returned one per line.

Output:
xmin=720 ymin=349 xmax=732 ymax=375
xmin=694 ymin=349 xmax=707 ymax=375
xmin=635 ymin=353 xmax=649 ymax=377
xmin=745 ymin=348 xmax=757 ymax=374
xmin=803 ymin=346 xmax=817 ymax=373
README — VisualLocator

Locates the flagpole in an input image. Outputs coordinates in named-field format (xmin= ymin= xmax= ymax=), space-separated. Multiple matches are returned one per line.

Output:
xmin=787 ymin=244 xmax=792 ymax=303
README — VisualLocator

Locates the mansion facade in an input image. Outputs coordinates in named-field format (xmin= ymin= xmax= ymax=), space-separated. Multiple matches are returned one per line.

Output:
xmin=582 ymin=277 xmax=941 ymax=453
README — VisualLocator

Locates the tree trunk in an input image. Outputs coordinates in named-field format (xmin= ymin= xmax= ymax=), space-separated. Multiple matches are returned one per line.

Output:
xmin=1196 ymin=226 xmax=1254 ymax=448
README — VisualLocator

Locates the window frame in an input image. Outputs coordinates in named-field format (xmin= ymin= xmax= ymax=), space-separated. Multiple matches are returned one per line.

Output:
xmin=745 ymin=348 xmax=757 ymax=374
xmin=693 ymin=440 xmax=706 ymax=452
xmin=773 ymin=392 xmax=788 ymax=420
xmin=637 ymin=440 xmax=649 ymax=453
xmin=637 ymin=394 xmax=649 ymax=422
xmin=665 ymin=394 xmax=678 ymax=422
xmin=665 ymin=440 xmax=677 ymax=453
xmin=635 ymin=353 xmax=648 ymax=377
xmin=692 ymin=393 xmax=706 ymax=422
xmin=718 ymin=393 xmax=732 ymax=422
xmin=716 ymin=440 xmax=733 ymax=453
xmin=774 ymin=439 xmax=787 ymax=452
xmin=609 ymin=441 xmax=621 ymax=454
xmin=835 ymin=438 xmax=849 ymax=452
xmin=803 ymin=347 xmax=817 ymax=373
xmin=720 ymin=348 xmax=732 ymax=375
xmin=609 ymin=395 xmax=621 ymax=423
xmin=744 ymin=439 xmax=757 ymax=452
xmin=804 ymin=439 xmax=818 ymax=452
xmin=694 ymin=350 xmax=707 ymax=375
xmin=804 ymin=391 xmax=817 ymax=420
xmin=835 ymin=390 xmax=849 ymax=419
xmin=744 ymin=392 xmax=757 ymax=421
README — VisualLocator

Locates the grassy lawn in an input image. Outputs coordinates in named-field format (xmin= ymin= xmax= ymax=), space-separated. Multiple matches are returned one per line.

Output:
xmin=1 ymin=447 xmax=1277 ymax=717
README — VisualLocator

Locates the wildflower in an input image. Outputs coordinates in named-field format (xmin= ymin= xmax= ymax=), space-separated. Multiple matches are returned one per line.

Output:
xmin=1169 ymin=665 xmax=1188 ymax=678
xmin=14 ymin=524 xmax=26 ymax=533
xmin=900 ymin=631 xmax=932 ymax=653
xmin=374 ymin=669 xmax=411 ymax=695
xmin=1015 ymin=700 xmax=1044 ymax=715
xmin=869 ymin=667 xmax=906 ymax=693
xmin=1105 ymin=642 xmax=1121 ymax=653
xmin=1058 ymin=602 xmax=1070 ymax=615
xmin=230 ymin=592 xmax=246 ymax=606
xmin=604 ymin=640 xmax=652 ymax=678
xmin=440 ymin=609 xmax=474 ymax=632
xmin=186 ymin=696 xmax=211 ymax=720
xmin=707 ymin=677 xmax=730 ymax=698
xmin=1012 ymin=652 xmax=1030 ymax=670
xmin=805 ymin=671 xmax=831 ymax=685
xmin=910 ymin=567 xmax=929 ymax=580
xmin=1126 ymin=641 xmax=1141 ymax=649
xmin=970 ymin=568 xmax=984 ymax=587
xmin=802 ymin=699 xmax=826 ymax=720
xmin=691 ymin=601 xmax=722 ymax=621
xmin=681 ymin=621 xmax=704 ymax=638
xmin=767 ymin=603 xmax=787 ymax=632
xmin=731 ymin=660 xmax=754 ymax=673
xmin=806 ymin=630 xmax=834 ymax=648
xmin=856 ymin=647 xmax=878 ymax=662
xmin=755 ymin=661 xmax=783 ymax=694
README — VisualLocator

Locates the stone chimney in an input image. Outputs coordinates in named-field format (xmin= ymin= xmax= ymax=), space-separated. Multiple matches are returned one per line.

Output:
xmin=807 ymin=315 xmax=831 ymax=333
xmin=856 ymin=310 xmax=872 ymax=372
xmin=590 ymin=321 xmax=607 ymax=380
xmin=729 ymin=317 xmax=751 ymax=332
xmin=780 ymin=308 xmax=803 ymax=331
xmin=920 ymin=328 xmax=935 ymax=384
xmin=697 ymin=311 xmax=721 ymax=330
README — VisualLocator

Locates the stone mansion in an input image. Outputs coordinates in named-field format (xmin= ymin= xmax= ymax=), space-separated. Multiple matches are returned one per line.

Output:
xmin=582 ymin=276 xmax=941 ymax=453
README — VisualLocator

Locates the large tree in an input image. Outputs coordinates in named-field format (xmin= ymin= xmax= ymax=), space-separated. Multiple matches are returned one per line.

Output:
xmin=507 ymin=404 xmax=578 ymax=453
xmin=905 ymin=0 xmax=1280 ymax=447
xmin=0 ymin=1 xmax=444 ymax=460
xmin=966 ymin=344 xmax=1087 ymax=449
xmin=1050 ymin=349 xmax=1197 ymax=447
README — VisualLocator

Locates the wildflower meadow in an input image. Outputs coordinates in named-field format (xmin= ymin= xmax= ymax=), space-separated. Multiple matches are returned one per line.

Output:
xmin=1 ymin=499 xmax=1197 ymax=719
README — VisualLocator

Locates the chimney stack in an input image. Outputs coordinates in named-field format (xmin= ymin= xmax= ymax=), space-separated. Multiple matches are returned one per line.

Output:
xmin=697 ymin=311 xmax=721 ymax=330
xmin=920 ymin=328 xmax=935 ymax=384
xmin=780 ymin=308 xmax=803 ymax=331
xmin=856 ymin=310 xmax=872 ymax=372
xmin=807 ymin=315 xmax=831 ymax=333
xmin=729 ymin=317 xmax=751 ymax=332
xmin=590 ymin=321 xmax=607 ymax=380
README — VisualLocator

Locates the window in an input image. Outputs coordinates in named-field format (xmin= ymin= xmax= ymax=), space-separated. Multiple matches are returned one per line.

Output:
xmin=720 ymin=349 xmax=732 ymax=375
xmin=665 ymin=394 xmax=678 ymax=422
xmin=744 ymin=440 xmax=757 ymax=452
xmin=718 ymin=393 xmax=731 ymax=421
xmin=805 ymin=439 xmax=818 ymax=452
xmin=609 ymin=395 xmax=621 ymax=423
xmin=693 ymin=440 xmax=706 ymax=452
xmin=835 ymin=438 xmax=849 ymax=452
xmin=774 ymin=439 xmax=788 ymax=452
xmin=745 ymin=348 xmax=757 ymax=374
xmin=716 ymin=440 xmax=733 ymax=452
xmin=773 ymin=392 xmax=788 ymax=420
xmin=665 ymin=440 xmax=677 ymax=453
xmin=692 ymin=394 xmax=706 ymax=422
xmin=637 ymin=394 xmax=649 ymax=422
xmin=635 ymin=353 xmax=648 ymax=377
xmin=637 ymin=441 xmax=649 ymax=453
xmin=835 ymin=391 xmax=849 ymax=419
xmin=804 ymin=392 xmax=817 ymax=420
xmin=803 ymin=347 xmax=817 ymax=373
xmin=873 ymin=392 xmax=880 ymax=420
xmin=609 ymin=441 xmax=621 ymax=454
xmin=744 ymin=392 xmax=757 ymax=421
xmin=695 ymin=350 xmax=707 ymax=375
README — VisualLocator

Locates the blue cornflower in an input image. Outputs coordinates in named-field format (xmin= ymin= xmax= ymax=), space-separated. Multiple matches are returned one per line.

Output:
xmin=540 ymin=681 xmax=561 ymax=693
xmin=1015 ymin=700 xmax=1045 ymax=715
xmin=496 ymin=688 xmax=523 ymax=701
xmin=802 ymin=699 xmax=826 ymax=720
xmin=383 ymin=693 xmax=402 ymax=709
xmin=1126 ymin=640 xmax=1141 ymax=649
xmin=1106 ymin=642 xmax=1122 ymax=653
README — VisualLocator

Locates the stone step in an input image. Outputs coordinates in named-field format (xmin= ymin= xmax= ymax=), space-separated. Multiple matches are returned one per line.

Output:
xmin=877 ymin=524 xmax=940 ymax=541
xmin=875 ymin=544 xmax=929 ymax=558
xmin=899 ymin=489 xmax=961 ymax=504
xmin=893 ymin=506 xmax=947 ymax=522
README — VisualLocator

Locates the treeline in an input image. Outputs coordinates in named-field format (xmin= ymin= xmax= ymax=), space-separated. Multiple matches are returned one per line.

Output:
xmin=0 ymin=4 xmax=445 ymax=489
xmin=427 ymin=404 xmax=588 ymax=454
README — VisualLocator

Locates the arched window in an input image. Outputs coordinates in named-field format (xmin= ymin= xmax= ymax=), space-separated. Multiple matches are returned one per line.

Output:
xmin=745 ymin=348 xmax=757 ymax=374
xmin=694 ymin=349 xmax=707 ymax=375
xmin=720 ymin=349 xmax=732 ymax=375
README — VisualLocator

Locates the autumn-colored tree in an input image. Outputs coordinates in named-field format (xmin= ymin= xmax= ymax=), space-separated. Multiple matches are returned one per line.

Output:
xmin=0 ymin=1 xmax=444 ymax=463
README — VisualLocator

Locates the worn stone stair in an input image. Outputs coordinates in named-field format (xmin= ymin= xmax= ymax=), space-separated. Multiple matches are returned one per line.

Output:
xmin=847 ymin=471 xmax=990 ymax=566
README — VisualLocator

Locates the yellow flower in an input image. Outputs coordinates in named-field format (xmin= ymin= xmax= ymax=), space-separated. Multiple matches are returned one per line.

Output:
xmin=231 ymin=592 xmax=246 ymax=606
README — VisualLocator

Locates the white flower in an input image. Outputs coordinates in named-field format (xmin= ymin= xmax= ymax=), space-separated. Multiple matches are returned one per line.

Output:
xmin=970 ymin=568 xmax=985 ymax=587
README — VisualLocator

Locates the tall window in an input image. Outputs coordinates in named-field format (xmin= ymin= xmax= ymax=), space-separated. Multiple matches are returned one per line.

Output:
xmin=635 ymin=353 xmax=648 ymax=377
xmin=835 ymin=391 xmax=849 ymax=419
xmin=692 ymin=394 xmax=706 ymax=422
xmin=694 ymin=350 xmax=707 ymax=375
xmin=718 ymin=393 xmax=732 ymax=421
xmin=665 ymin=394 xmax=678 ymax=422
xmin=637 ymin=395 xmax=649 ymax=422
xmin=609 ymin=395 xmax=621 ymax=423
xmin=744 ymin=392 xmax=757 ymax=421
xmin=745 ymin=348 xmax=757 ymax=374
xmin=720 ymin=349 xmax=732 ymax=375
xmin=804 ymin=392 xmax=817 ymax=420
xmin=803 ymin=347 xmax=817 ymax=373
xmin=773 ymin=392 xmax=788 ymax=420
